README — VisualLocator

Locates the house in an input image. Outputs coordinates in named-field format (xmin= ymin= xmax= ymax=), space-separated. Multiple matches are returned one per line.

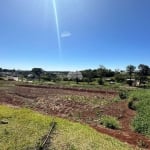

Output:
xmin=6 ymin=76 xmax=19 ymax=81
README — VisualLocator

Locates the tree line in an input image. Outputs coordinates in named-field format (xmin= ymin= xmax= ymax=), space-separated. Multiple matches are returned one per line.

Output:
xmin=81 ymin=64 xmax=150 ymax=86
xmin=0 ymin=64 xmax=150 ymax=86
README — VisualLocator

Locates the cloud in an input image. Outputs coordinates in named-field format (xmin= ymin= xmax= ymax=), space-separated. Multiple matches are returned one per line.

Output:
xmin=61 ymin=31 xmax=72 ymax=38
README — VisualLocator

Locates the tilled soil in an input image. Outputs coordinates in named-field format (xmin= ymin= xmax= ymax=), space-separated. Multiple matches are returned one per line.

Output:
xmin=0 ymin=85 xmax=150 ymax=149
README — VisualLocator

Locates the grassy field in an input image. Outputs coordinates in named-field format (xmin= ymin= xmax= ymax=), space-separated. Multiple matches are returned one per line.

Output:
xmin=0 ymin=105 xmax=51 ymax=149
xmin=129 ymin=89 xmax=150 ymax=137
xmin=0 ymin=105 xmax=133 ymax=150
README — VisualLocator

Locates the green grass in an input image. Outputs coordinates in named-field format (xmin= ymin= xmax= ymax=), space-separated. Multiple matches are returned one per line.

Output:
xmin=99 ymin=115 xmax=120 ymax=129
xmin=129 ymin=89 xmax=150 ymax=137
xmin=51 ymin=119 xmax=132 ymax=150
xmin=0 ymin=105 xmax=51 ymax=149
xmin=0 ymin=105 xmax=133 ymax=150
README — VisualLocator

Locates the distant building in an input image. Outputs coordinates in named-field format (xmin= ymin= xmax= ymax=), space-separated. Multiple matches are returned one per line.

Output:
xmin=67 ymin=71 xmax=83 ymax=80
xmin=6 ymin=76 xmax=19 ymax=81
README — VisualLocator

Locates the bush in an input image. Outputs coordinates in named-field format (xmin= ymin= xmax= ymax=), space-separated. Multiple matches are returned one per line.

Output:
xmin=63 ymin=77 xmax=69 ymax=81
xmin=119 ymin=90 xmax=128 ymax=99
xmin=126 ymin=80 xmax=134 ymax=86
xmin=98 ymin=78 xmax=104 ymax=85
xmin=115 ymin=74 xmax=126 ymax=83
xmin=113 ymin=97 xmax=121 ymax=102
xmin=100 ymin=115 xmax=120 ymax=129
xmin=128 ymin=96 xmax=139 ymax=110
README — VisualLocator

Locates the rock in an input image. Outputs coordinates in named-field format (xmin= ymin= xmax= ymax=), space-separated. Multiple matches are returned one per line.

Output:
xmin=1 ymin=119 xmax=9 ymax=124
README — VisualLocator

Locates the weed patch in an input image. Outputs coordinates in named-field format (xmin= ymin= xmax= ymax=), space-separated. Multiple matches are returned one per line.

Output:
xmin=99 ymin=115 xmax=120 ymax=129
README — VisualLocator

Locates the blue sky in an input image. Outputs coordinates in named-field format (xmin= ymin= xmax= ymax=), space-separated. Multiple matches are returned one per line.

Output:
xmin=0 ymin=0 xmax=150 ymax=71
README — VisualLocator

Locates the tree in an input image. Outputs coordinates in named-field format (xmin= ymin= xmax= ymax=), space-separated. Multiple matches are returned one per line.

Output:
xmin=97 ymin=65 xmax=114 ymax=78
xmin=45 ymin=73 xmax=57 ymax=82
xmin=115 ymin=73 xmax=126 ymax=83
xmin=82 ymin=69 xmax=93 ymax=84
xmin=32 ymin=68 xmax=43 ymax=81
xmin=126 ymin=65 xmax=136 ymax=86
xmin=97 ymin=65 xmax=107 ymax=77
xmin=92 ymin=69 xmax=99 ymax=78
xmin=138 ymin=64 xmax=149 ymax=85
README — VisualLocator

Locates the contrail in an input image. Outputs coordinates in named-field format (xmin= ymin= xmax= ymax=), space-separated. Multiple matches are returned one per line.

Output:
xmin=52 ymin=0 xmax=62 ymax=59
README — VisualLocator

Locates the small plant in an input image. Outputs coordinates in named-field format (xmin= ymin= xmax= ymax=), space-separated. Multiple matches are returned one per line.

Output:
xmin=128 ymin=95 xmax=139 ymax=110
xmin=113 ymin=96 xmax=121 ymax=102
xmin=128 ymin=99 xmax=139 ymax=110
xmin=119 ymin=90 xmax=128 ymax=99
xmin=100 ymin=115 xmax=120 ymax=129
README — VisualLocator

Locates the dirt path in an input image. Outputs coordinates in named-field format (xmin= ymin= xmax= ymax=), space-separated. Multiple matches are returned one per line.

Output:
xmin=16 ymin=84 xmax=118 ymax=95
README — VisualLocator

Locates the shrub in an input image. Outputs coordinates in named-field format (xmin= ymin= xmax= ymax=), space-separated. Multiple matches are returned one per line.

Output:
xmin=128 ymin=96 xmax=139 ymax=110
xmin=100 ymin=115 xmax=120 ymax=129
xmin=113 ymin=97 xmax=121 ymax=102
xmin=115 ymin=74 xmax=126 ymax=83
xmin=126 ymin=80 xmax=134 ymax=86
xmin=63 ymin=77 xmax=69 ymax=81
xmin=119 ymin=90 xmax=128 ymax=99
xmin=98 ymin=78 xmax=104 ymax=85
xmin=128 ymin=100 xmax=138 ymax=110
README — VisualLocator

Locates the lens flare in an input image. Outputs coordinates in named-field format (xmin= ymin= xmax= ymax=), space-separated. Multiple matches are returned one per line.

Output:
xmin=52 ymin=0 xmax=62 ymax=59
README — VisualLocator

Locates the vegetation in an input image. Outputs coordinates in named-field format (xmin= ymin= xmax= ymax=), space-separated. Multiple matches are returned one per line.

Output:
xmin=0 ymin=105 xmax=133 ymax=150
xmin=81 ymin=69 xmax=93 ymax=84
xmin=1 ymin=64 xmax=150 ymax=87
xmin=138 ymin=64 xmax=149 ymax=85
xmin=52 ymin=119 xmax=128 ymax=150
xmin=99 ymin=115 xmax=120 ymax=129
xmin=0 ymin=105 xmax=51 ymax=150
xmin=129 ymin=90 xmax=150 ymax=137
xmin=126 ymin=65 xmax=136 ymax=86
xmin=119 ymin=90 xmax=128 ymax=99
xmin=98 ymin=77 xmax=104 ymax=85
xmin=128 ymin=96 xmax=139 ymax=110
xmin=32 ymin=68 xmax=43 ymax=81
xmin=62 ymin=95 xmax=110 ymax=106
